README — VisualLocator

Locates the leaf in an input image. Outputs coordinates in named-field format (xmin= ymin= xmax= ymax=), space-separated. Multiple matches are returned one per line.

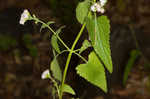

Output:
xmin=86 ymin=15 xmax=113 ymax=73
xmin=79 ymin=40 xmax=91 ymax=54
xmin=40 ymin=21 xmax=54 ymax=32
xmin=47 ymin=21 xmax=55 ymax=26
xmin=62 ymin=84 xmax=76 ymax=95
xmin=51 ymin=35 xmax=61 ymax=54
xmin=123 ymin=49 xmax=140 ymax=86
xmin=51 ymin=26 xmax=65 ymax=53
xmin=56 ymin=26 xmax=65 ymax=34
xmin=76 ymin=0 xmax=90 ymax=24
xmin=76 ymin=51 xmax=107 ymax=92
xmin=50 ymin=58 xmax=62 ymax=81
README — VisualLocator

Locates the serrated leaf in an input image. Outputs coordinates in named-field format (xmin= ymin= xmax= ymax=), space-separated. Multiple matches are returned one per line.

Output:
xmin=86 ymin=15 xmax=113 ymax=73
xmin=76 ymin=0 xmax=90 ymax=24
xmin=50 ymin=58 xmax=62 ymax=81
xmin=62 ymin=84 xmax=76 ymax=95
xmin=79 ymin=40 xmax=91 ymax=54
xmin=51 ymin=35 xmax=61 ymax=54
xmin=76 ymin=51 xmax=107 ymax=92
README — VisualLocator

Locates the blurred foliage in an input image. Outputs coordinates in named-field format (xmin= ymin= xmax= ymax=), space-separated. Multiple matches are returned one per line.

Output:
xmin=116 ymin=0 xmax=127 ymax=13
xmin=23 ymin=34 xmax=38 ymax=58
xmin=22 ymin=34 xmax=32 ymax=45
xmin=146 ymin=76 xmax=150 ymax=92
xmin=0 ymin=33 xmax=38 ymax=57
xmin=144 ymin=63 xmax=150 ymax=69
xmin=123 ymin=49 xmax=141 ymax=86
xmin=0 ymin=34 xmax=17 ymax=51
xmin=27 ymin=45 xmax=38 ymax=58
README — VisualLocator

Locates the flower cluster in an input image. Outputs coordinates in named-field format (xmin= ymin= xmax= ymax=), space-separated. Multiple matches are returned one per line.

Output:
xmin=19 ymin=9 xmax=31 ymax=25
xmin=91 ymin=0 xmax=107 ymax=13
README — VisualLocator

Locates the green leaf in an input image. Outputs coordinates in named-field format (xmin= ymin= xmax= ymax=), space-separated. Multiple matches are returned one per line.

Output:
xmin=40 ymin=24 xmax=46 ymax=32
xmin=50 ymin=58 xmax=62 ymax=81
xmin=47 ymin=21 xmax=55 ymax=26
xmin=76 ymin=51 xmax=107 ymax=92
xmin=56 ymin=26 xmax=65 ymax=34
xmin=76 ymin=0 xmax=90 ymax=24
xmin=51 ymin=35 xmax=61 ymax=54
xmin=123 ymin=49 xmax=140 ymax=86
xmin=40 ymin=21 xmax=54 ymax=32
xmin=62 ymin=84 xmax=76 ymax=95
xmin=86 ymin=15 xmax=113 ymax=73
xmin=79 ymin=40 xmax=91 ymax=54
xmin=51 ymin=26 xmax=65 ymax=53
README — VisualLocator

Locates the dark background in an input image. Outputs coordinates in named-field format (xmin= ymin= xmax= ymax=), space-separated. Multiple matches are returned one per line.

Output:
xmin=0 ymin=0 xmax=150 ymax=99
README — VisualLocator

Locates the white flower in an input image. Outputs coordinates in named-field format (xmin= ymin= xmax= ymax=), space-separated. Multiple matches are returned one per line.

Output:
xmin=91 ymin=3 xmax=97 ymax=12
xmin=99 ymin=0 xmax=107 ymax=6
xmin=91 ymin=3 xmax=105 ymax=13
xmin=97 ymin=6 xmax=105 ymax=13
xmin=41 ymin=69 xmax=50 ymax=79
xmin=19 ymin=9 xmax=30 ymax=25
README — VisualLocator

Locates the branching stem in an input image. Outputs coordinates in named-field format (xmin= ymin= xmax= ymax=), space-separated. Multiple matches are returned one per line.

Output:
xmin=33 ymin=17 xmax=70 ymax=51
xmin=59 ymin=23 xmax=86 ymax=99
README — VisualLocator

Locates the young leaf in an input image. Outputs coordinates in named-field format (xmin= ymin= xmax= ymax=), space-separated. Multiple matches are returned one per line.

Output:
xmin=40 ymin=24 xmax=46 ymax=32
xmin=76 ymin=51 xmax=107 ymax=92
xmin=86 ymin=15 xmax=113 ymax=73
xmin=76 ymin=0 xmax=90 ymax=24
xmin=123 ymin=49 xmax=140 ymax=86
xmin=51 ymin=35 xmax=61 ymax=54
xmin=40 ymin=21 xmax=54 ymax=32
xmin=47 ymin=21 xmax=55 ymax=26
xmin=62 ymin=84 xmax=76 ymax=95
xmin=79 ymin=40 xmax=91 ymax=54
xmin=50 ymin=58 xmax=62 ymax=81
xmin=51 ymin=26 xmax=65 ymax=54
xmin=56 ymin=26 xmax=65 ymax=34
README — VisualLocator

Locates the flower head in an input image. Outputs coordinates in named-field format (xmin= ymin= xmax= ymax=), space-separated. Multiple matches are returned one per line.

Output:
xmin=19 ymin=9 xmax=31 ymax=25
xmin=97 ymin=6 xmax=105 ymax=13
xmin=91 ymin=3 xmax=105 ymax=13
xmin=41 ymin=69 xmax=50 ymax=79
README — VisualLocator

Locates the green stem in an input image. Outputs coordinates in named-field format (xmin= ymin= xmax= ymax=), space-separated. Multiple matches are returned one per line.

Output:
xmin=33 ymin=18 xmax=70 ymax=51
xmin=59 ymin=23 xmax=86 ymax=99
xmin=73 ymin=52 xmax=88 ymax=63
xmin=49 ymin=76 xmax=60 ymax=97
